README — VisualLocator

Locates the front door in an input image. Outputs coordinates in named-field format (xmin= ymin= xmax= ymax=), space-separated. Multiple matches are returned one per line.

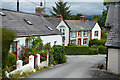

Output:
xmin=78 ymin=39 xmax=81 ymax=45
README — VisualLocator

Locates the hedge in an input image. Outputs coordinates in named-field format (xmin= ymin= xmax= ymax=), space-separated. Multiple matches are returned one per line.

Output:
xmin=65 ymin=46 xmax=89 ymax=55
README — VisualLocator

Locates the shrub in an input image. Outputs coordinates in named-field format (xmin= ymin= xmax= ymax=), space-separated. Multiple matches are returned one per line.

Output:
xmin=7 ymin=53 xmax=17 ymax=68
xmin=52 ymin=45 xmax=67 ymax=64
xmin=44 ymin=43 xmax=51 ymax=50
xmin=18 ymin=46 xmax=31 ymax=65
xmin=89 ymin=48 xmax=98 ymax=55
xmin=89 ymin=39 xmax=106 ymax=47
xmin=2 ymin=28 xmax=16 ymax=69
xmin=65 ymin=46 xmax=89 ymax=55
xmin=98 ymin=45 xmax=107 ymax=54
xmin=39 ymin=50 xmax=48 ymax=62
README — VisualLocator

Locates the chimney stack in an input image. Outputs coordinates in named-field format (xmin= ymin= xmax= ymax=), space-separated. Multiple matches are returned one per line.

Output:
xmin=80 ymin=13 xmax=86 ymax=22
xmin=35 ymin=0 xmax=44 ymax=16
xmin=56 ymin=14 xmax=63 ymax=19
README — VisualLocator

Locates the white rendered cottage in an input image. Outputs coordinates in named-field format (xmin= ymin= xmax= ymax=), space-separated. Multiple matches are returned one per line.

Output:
xmin=47 ymin=16 xmax=101 ymax=46
xmin=105 ymin=2 xmax=120 ymax=74
xmin=1 ymin=9 xmax=62 ymax=59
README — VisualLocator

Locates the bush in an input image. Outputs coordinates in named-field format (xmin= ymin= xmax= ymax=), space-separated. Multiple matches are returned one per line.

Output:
xmin=65 ymin=46 xmax=89 ymax=55
xmin=89 ymin=48 xmax=98 ymax=55
xmin=7 ymin=53 xmax=17 ymax=68
xmin=2 ymin=28 xmax=16 ymax=69
xmin=52 ymin=45 xmax=67 ymax=64
xmin=98 ymin=45 xmax=107 ymax=54
xmin=89 ymin=39 xmax=106 ymax=47
xmin=44 ymin=43 xmax=51 ymax=50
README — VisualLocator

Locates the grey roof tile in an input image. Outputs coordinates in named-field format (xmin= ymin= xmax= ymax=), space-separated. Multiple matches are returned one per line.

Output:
xmin=105 ymin=3 xmax=120 ymax=47
xmin=64 ymin=20 xmax=97 ymax=31
xmin=46 ymin=18 xmax=62 ymax=28
xmin=1 ymin=9 xmax=61 ymax=37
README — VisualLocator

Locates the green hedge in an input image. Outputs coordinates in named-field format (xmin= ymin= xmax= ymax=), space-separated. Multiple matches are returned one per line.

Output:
xmin=65 ymin=46 xmax=89 ymax=55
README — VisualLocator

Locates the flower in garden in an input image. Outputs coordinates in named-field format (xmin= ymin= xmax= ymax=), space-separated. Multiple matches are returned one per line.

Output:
xmin=42 ymin=59 xmax=44 ymax=60
xmin=45 ymin=56 xmax=47 ymax=58
xmin=38 ymin=53 xmax=40 ymax=54
xmin=35 ymin=52 xmax=37 ymax=54
xmin=40 ymin=55 xmax=42 ymax=57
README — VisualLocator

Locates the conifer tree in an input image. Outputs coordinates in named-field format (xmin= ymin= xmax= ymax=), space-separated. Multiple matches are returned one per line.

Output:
xmin=50 ymin=1 xmax=71 ymax=20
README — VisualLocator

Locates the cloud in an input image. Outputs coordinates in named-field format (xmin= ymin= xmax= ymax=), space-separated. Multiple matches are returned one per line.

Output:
xmin=2 ymin=0 xmax=104 ymax=2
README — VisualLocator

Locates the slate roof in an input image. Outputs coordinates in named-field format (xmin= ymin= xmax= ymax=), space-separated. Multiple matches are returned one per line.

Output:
xmin=64 ymin=20 xmax=97 ymax=31
xmin=0 ymin=9 xmax=61 ymax=37
xmin=105 ymin=3 xmax=120 ymax=47
xmin=46 ymin=18 xmax=62 ymax=28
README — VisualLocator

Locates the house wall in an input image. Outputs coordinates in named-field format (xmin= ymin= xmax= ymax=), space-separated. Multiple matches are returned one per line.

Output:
xmin=70 ymin=31 xmax=90 ymax=46
xmin=56 ymin=20 xmax=70 ymax=46
xmin=91 ymin=23 xmax=101 ymax=40
xmin=10 ymin=35 xmax=62 ymax=59
xmin=108 ymin=48 xmax=120 ymax=74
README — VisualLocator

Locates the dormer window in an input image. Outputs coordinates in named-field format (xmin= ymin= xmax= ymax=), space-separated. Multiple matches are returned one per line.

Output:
xmin=46 ymin=25 xmax=53 ymax=31
xmin=0 ymin=12 xmax=6 ymax=16
xmin=23 ymin=19 xmax=32 ymax=25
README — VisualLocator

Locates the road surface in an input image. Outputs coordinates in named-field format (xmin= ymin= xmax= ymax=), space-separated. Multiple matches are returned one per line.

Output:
xmin=26 ymin=55 xmax=105 ymax=78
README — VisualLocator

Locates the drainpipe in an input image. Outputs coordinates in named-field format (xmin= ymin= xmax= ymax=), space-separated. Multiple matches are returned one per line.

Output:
xmin=106 ymin=47 xmax=108 ymax=70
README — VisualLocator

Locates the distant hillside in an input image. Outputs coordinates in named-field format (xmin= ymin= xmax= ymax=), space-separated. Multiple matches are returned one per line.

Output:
xmin=85 ymin=15 xmax=102 ymax=20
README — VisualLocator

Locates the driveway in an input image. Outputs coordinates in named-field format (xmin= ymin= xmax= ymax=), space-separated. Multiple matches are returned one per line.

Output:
xmin=26 ymin=55 xmax=105 ymax=78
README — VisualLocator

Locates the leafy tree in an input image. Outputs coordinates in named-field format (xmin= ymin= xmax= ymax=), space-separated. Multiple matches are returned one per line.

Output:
xmin=50 ymin=1 xmax=71 ymax=20
xmin=2 ymin=28 xmax=16 ymax=69
xmin=44 ymin=43 xmax=51 ymax=51
xmin=70 ymin=14 xmax=82 ymax=20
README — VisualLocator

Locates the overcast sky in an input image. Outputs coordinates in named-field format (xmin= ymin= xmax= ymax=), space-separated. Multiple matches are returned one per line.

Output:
xmin=2 ymin=0 xmax=104 ymax=2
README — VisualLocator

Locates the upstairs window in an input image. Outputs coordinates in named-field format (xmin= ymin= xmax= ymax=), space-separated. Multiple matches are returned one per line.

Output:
xmin=71 ymin=32 xmax=76 ymax=38
xmin=83 ymin=31 xmax=88 ymax=37
xmin=60 ymin=28 xmax=65 ymax=35
xmin=78 ymin=31 xmax=82 ymax=37
xmin=94 ymin=31 xmax=98 ymax=37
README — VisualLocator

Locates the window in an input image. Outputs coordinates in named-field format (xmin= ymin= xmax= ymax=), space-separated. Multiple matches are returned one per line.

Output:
xmin=78 ymin=31 xmax=82 ymax=37
xmin=0 ymin=12 xmax=6 ymax=16
xmin=63 ymin=29 xmax=65 ymax=35
xmin=11 ymin=41 xmax=17 ymax=56
xmin=83 ymin=39 xmax=88 ymax=45
xmin=71 ymin=32 xmax=76 ymax=38
xmin=83 ymin=31 xmax=88 ymax=37
xmin=60 ymin=28 xmax=65 ymax=35
xmin=62 ymin=36 xmax=65 ymax=43
xmin=23 ymin=19 xmax=32 ymax=25
xmin=71 ymin=40 xmax=76 ymax=44
xmin=94 ymin=31 xmax=98 ymax=37
xmin=46 ymin=25 xmax=53 ymax=31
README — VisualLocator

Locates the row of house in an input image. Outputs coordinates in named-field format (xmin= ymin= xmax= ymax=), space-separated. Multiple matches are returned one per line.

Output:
xmin=1 ymin=8 xmax=101 ymax=59
xmin=47 ymin=15 xmax=101 ymax=46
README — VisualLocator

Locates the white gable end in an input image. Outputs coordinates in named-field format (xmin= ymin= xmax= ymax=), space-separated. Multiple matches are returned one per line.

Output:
xmin=91 ymin=23 xmax=101 ymax=40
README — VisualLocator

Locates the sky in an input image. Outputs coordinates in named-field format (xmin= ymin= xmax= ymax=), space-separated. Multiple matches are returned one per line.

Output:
xmin=2 ymin=0 xmax=104 ymax=2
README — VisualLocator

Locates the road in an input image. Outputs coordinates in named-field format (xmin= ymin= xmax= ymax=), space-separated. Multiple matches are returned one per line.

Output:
xmin=26 ymin=55 xmax=105 ymax=78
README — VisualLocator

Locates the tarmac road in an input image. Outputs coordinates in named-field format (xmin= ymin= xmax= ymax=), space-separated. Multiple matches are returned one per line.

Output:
xmin=26 ymin=55 xmax=105 ymax=78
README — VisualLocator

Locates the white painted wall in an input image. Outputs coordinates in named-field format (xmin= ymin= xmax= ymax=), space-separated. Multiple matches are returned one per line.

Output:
xmin=40 ymin=35 xmax=62 ymax=46
xmin=108 ymin=48 xmax=120 ymax=74
xmin=56 ymin=20 xmax=70 ymax=46
xmin=91 ymin=23 xmax=101 ymax=40
xmin=10 ymin=35 xmax=62 ymax=59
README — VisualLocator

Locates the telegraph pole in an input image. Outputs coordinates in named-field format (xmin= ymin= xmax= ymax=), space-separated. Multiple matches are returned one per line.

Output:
xmin=17 ymin=0 xmax=19 ymax=12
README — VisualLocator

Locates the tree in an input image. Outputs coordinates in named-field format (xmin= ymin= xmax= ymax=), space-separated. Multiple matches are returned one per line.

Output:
xmin=50 ymin=1 xmax=71 ymax=20
xmin=2 ymin=28 xmax=16 ymax=69
xmin=70 ymin=14 xmax=82 ymax=20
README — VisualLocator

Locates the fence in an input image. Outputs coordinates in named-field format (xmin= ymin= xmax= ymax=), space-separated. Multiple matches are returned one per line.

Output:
xmin=5 ymin=54 xmax=49 ymax=78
